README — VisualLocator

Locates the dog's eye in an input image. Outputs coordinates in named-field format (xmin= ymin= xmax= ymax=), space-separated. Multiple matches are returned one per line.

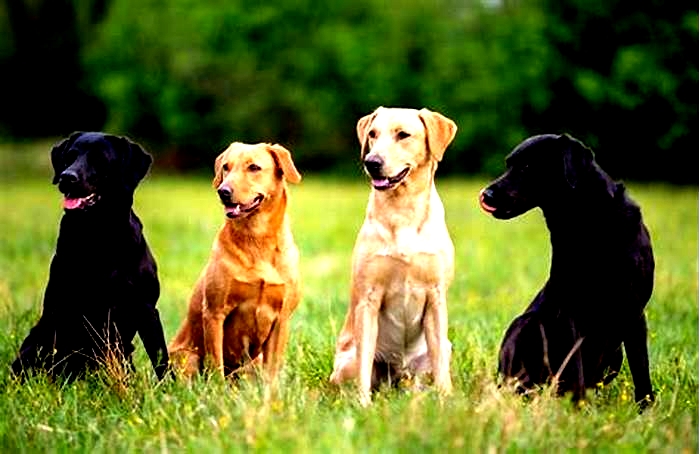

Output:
xmin=222 ymin=163 xmax=229 ymax=172
xmin=368 ymin=130 xmax=377 ymax=139
xmin=248 ymin=163 xmax=261 ymax=172
xmin=397 ymin=131 xmax=411 ymax=140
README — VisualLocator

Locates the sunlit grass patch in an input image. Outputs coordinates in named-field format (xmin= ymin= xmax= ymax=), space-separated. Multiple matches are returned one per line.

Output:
xmin=0 ymin=173 xmax=696 ymax=451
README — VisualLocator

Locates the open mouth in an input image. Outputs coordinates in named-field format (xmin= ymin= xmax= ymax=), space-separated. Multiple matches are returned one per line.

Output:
xmin=371 ymin=167 xmax=410 ymax=191
xmin=63 ymin=193 xmax=99 ymax=210
xmin=223 ymin=194 xmax=264 ymax=219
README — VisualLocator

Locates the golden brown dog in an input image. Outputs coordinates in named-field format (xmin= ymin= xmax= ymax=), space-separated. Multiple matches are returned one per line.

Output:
xmin=330 ymin=107 xmax=457 ymax=406
xmin=169 ymin=142 xmax=301 ymax=385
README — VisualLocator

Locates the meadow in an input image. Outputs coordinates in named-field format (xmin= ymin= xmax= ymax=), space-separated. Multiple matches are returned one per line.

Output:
xmin=0 ymin=154 xmax=697 ymax=452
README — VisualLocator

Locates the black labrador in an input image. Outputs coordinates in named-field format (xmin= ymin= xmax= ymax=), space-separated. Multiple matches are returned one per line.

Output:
xmin=479 ymin=133 xmax=655 ymax=409
xmin=11 ymin=132 xmax=169 ymax=381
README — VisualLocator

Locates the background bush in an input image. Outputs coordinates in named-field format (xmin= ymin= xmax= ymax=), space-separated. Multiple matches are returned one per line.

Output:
xmin=0 ymin=0 xmax=697 ymax=182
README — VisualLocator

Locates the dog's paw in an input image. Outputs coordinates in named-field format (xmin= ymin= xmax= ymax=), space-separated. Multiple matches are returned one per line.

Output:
xmin=636 ymin=393 xmax=655 ymax=413
xmin=436 ymin=377 xmax=453 ymax=398
xmin=358 ymin=390 xmax=372 ymax=407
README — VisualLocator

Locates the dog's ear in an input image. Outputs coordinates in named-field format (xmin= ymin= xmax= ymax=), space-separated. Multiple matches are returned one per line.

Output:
xmin=418 ymin=108 xmax=457 ymax=162
xmin=212 ymin=148 xmax=228 ymax=189
xmin=268 ymin=144 xmax=302 ymax=184
xmin=50 ymin=132 xmax=83 ymax=184
xmin=121 ymin=137 xmax=153 ymax=190
xmin=357 ymin=107 xmax=381 ymax=160
xmin=560 ymin=133 xmax=594 ymax=189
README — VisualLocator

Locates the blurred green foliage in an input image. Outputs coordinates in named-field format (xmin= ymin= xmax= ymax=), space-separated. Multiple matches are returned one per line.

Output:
xmin=0 ymin=0 xmax=697 ymax=182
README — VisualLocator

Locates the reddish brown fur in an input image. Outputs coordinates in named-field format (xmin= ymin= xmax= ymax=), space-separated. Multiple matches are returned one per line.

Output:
xmin=169 ymin=142 xmax=301 ymax=386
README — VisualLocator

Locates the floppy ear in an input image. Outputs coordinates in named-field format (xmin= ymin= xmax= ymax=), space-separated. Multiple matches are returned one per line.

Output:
xmin=50 ymin=131 xmax=83 ymax=184
xmin=268 ymin=144 xmax=302 ymax=184
xmin=121 ymin=137 xmax=153 ymax=190
xmin=357 ymin=107 xmax=381 ymax=160
xmin=418 ymin=109 xmax=457 ymax=162
xmin=212 ymin=149 xmax=228 ymax=189
xmin=560 ymin=133 xmax=594 ymax=189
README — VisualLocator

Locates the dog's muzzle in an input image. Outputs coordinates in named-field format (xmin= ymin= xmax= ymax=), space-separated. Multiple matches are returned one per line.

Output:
xmin=217 ymin=184 xmax=263 ymax=219
xmin=363 ymin=155 xmax=410 ymax=191
xmin=58 ymin=170 xmax=99 ymax=211
xmin=479 ymin=188 xmax=498 ymax=214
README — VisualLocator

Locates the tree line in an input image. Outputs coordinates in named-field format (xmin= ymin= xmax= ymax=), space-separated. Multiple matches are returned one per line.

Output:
xmin=0 ymin=0 xmax=697 ymax=183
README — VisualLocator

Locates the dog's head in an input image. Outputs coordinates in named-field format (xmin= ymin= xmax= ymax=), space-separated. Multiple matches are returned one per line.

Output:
xmin=479 ymin=134 xmax=595 ymax=219
xmin=50 ymin=132 xmax=152 ymax=212
xmin=356 ymin=107 xmax=457 ymax=191
xmin=212 ymin=142 xmax=301 ymax=219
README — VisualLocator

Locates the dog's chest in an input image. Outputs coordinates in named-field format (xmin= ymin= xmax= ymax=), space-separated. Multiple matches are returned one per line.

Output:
xmin=226 ymin=278 xmax=285 ymax=328
xmin=359 ymin=252 xmax=444 ymax=357
xmin=208 ymin=257 xmax=285 ymax=338
xmin=376 ymin=286 xmax=428 ymax=365
xmin=210 ymin=273 xmax=286 ymax=365
xmin=357 ymin=221 xmax=451 ymax=284
xmin=209 ymin=258 xmax=286 ymax=309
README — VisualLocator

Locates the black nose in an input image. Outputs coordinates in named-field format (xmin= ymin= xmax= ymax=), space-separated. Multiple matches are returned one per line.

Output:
xmin=217 ymin=186 xmax=232 ymax=202
xmin=58 ymin=170 xmax=79 ymax=185
xmin=364 ymin=155 xmax=384 ymax=175
xmin=480 ymin=187 xmax=496 ymax=205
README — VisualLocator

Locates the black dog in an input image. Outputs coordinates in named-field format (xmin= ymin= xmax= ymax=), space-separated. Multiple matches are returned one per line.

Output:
xmin=11 ymin=132 xmax=169 ymax=381
xmin=479 ymin=133 xmax=654 ymax=408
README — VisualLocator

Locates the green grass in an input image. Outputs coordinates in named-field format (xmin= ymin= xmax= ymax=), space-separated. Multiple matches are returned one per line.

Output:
xmin=0 ymin=166 xmax=697 ymax=452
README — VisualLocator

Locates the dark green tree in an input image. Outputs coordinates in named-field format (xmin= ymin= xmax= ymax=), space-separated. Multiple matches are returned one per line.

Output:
xmin=1 ymin=0 xmax=696 ymax=182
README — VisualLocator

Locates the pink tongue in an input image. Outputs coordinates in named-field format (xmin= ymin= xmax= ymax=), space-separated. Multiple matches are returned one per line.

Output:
xmin=372 ymin=178 xmax=391 ymax=189
xmin=226 ymin=205 xmax=242 ymax=218
xmin=64 ymin=198 xmax=82 ymax=210
xmin=480 ymin=200 xmax=496 ymax=213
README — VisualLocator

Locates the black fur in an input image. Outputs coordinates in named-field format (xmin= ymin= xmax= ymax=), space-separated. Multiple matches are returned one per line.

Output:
xmin=12 ymin=132 xmax=169 ymax=381
xmin=480 ymin=133 xmax=655 ymax=409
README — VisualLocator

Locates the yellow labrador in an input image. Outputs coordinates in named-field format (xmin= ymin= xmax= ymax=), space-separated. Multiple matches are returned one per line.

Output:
xmin=330 ymin=107 xmax=457 ymax=405
xmin=168 ymin=142 xmax=302 ymax=387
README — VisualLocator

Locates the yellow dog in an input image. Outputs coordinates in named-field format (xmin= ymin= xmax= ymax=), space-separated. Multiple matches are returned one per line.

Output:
xmin=169 ymin=142 xmax=301 ymax=386
xmin=330 ymin=107 xmax=457 ymax=405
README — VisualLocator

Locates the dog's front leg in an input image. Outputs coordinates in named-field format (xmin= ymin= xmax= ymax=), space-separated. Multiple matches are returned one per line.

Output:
xmin=136 ymin=305 xmax=170 ymax=380
xmin=566 ymin=319 xmax=586 ymax=404
xmin=354 ymin=296 xmax=380 ymax=407
xmin=11 ymin=318 xmax=53 ymax=376
xmin=262 ymin=317 xmax=289 ymax=389
xmin=624 ymin=313 xmax=654 ymax=409
xmin=424 ymin=287 xmax=452 ymax=397
xmin=202 ymin=304 xmax=226 ymax=377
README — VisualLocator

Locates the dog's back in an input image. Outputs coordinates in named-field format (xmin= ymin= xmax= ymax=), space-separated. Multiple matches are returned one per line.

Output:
xmin=544 ymin=182 xmax=654 ymax=316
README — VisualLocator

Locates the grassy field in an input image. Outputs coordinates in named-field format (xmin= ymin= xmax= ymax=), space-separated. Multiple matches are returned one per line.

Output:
xmin=0 ymin=159 xmax=697 ymax=451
